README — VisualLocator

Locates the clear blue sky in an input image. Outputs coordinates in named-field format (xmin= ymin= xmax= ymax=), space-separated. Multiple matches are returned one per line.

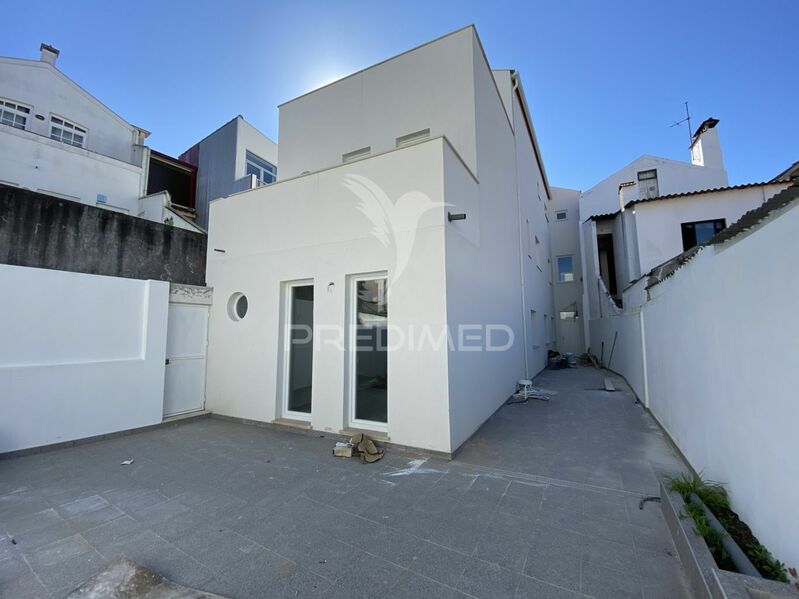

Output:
xmin=4 ymin=0 xmax=795 ymax=190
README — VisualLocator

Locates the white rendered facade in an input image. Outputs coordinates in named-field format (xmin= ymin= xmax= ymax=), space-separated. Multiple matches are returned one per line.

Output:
xmin=205 ymin=27 xmax=555 ymax=453
xmin=0 ymin=45 xmax=151 ymax=215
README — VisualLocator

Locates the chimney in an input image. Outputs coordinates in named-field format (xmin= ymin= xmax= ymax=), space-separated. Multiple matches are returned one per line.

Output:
xmin=618 ymin=180 xmax=635 ymax=211
xmin=690 ymin=117 xmax=724 ymax=171
xmin=39 ymin=43 xmax=59 ymax=66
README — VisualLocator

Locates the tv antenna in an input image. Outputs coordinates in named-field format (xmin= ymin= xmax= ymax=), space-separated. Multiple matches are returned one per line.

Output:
xmin=670 ymin=101 xmax=693 ymax=145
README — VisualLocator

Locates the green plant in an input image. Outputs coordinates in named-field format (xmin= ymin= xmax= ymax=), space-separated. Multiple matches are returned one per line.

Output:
xmin=748 ymin=544 xmax=789 ymax=583
xmin=668 ymin=474 xmax=788 ymax=582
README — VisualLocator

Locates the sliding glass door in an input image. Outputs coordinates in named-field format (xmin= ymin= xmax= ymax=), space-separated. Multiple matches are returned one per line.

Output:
xmin=350 ymin=275 xmax=388 ymax=427
xmin=284 ymin=282 xmax=314 ymax=419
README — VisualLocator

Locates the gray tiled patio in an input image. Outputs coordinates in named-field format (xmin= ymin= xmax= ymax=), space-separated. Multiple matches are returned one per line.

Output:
xmin=0 ymin=367 xmax=691 ymax=598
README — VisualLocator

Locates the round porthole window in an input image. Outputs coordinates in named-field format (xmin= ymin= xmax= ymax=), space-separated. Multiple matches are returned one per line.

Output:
xmin=228 ymin=292 xmax=248 ymax=321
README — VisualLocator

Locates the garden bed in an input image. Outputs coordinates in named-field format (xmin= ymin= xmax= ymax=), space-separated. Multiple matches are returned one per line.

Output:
xmin=659 ymin=476 xmax=799 ymax=599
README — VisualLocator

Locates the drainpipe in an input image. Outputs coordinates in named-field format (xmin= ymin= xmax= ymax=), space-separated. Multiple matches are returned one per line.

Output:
xmin=639 ymin=309 xmax=649 ymax=408
xmin=511 ymin=71 xmax=530 ymax=379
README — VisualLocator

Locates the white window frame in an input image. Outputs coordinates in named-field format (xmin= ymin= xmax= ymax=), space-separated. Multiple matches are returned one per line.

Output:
xmin=0 ymin=98 xmax=31 ymax=130
xmin=347 ymin=272 xmax=389 ymax=432
xmin=49 ymin=114 xmax=87 ymax=148
xmin=557 ymin=255 xmax=574 ymax=283
xmin=280 ymin=279 xmax=315 ymax=422
xmin=245 ymin=150 xmax=276 ymax=186
xmin=555 ymin=210 xmax=567 ymax=221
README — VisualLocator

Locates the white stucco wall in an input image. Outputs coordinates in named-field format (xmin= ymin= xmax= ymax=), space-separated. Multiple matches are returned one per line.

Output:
xmin=0 ymin=125 xmax=145 ymax=214
xmin=277 ymin=27 xmax=478 ymax=180
xmin=632 ymin=182 xmax=789 ymax=275
xmin=235 ymin=117 xmax=278 ymax=180
xmin=580 ymin=155 xmax=728 ymax=220
xmin=643 ymin=201 xmax=799 ymax=567
xmin=0 ymin=265 xmax=169 ymax=453
xmin=0 ymin=57 xmax=142 ymax=164
xmin=205 ymin=139 xmax=452 ymax=453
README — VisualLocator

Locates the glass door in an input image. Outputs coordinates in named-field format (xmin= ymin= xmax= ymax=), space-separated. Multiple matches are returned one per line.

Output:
xmin=283 ymin=282 xmax=314 ymax=419
xmin=349 ymin=275 xmax=388 ymax=429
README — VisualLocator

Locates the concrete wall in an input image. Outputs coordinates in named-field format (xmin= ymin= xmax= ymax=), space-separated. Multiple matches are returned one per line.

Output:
xmin=643 ymin=201 xmax=799 ymax=567
xmin=549 ymin=187 xmax=585 ymax=354
xmin=632 ymin=182 xmax=789 ymax=275
xmin=0 ymin=185 xmax=207 ymax=285
xmin=205 ymin=138 xmax=452 ymax=453
xmin=0 ymin=265 xmax=169 ymax=453
xmin=278 ymin=27 xmax=478 ymax=180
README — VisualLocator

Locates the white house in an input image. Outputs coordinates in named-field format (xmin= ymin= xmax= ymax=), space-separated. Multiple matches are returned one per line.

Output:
xmin=0 ymin=43 xmax=203 ymax=232
xmin=180 ymin=116 xmax=279 ymax=230
xmin=204 ymin=26 xmax=555 ymax=454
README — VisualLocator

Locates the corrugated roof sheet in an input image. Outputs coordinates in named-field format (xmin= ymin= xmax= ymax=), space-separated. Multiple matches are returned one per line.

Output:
xmin=646 ymin=180 xmax=799 ymax=289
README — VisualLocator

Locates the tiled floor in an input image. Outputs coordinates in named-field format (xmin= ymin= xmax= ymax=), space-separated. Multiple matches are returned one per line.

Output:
xmin=0 ymin=367 xmax=691 ymax=598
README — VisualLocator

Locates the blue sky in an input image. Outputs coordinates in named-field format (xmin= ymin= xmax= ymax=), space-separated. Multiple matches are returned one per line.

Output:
xmin=4 ymin=0 xmax=795 ymax=190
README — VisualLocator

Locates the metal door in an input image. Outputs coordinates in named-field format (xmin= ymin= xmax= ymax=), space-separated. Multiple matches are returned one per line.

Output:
xmin=163 ymin=302 xmax=208 ymax=416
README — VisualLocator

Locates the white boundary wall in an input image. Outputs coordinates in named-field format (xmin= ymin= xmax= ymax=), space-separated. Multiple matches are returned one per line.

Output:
xmin=643 ymin=202 xmax=799 ymax=567
xmin=0 ymin=265 xmax=169 ymax=453
xmin=589 ymin=201 xmax=799 ymax=566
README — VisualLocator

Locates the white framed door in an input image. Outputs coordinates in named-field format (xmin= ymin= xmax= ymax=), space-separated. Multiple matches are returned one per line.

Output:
xmin=164 ymin=302 xmax=209 ymax=417
xmin=347 ymin=273 xmax=389 ymax=432
xmin=281 ymin=280 xmax=314 ymax=421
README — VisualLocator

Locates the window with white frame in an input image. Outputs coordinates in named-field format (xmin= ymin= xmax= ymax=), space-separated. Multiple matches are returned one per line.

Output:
xmin=50 ymin=115 xmax=87 ymax=148
xmin=0 ymin=99 xmax=31 ymax=130
xmin=556 ymin=210 xmax=567 ymax=221
xmin=245 ymin=150 xmax=276 ymax=185
xmin=557 ymin=255 xmax=574 ymax=282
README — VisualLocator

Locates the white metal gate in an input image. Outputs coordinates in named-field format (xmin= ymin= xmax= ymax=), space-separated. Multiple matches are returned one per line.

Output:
xmin=163 ymin=285 xmax=212 ymax=417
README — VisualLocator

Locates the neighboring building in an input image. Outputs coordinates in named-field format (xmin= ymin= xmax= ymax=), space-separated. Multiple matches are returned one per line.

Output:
xmin=582 ymin=178 xmax=791 ymax=317
xmin=180 ymin=115 xmax=278 ymax=230
xmin=579 ymin=118 xmax=729 ymax=221
xmin=0 ymin=43 xmax=202 ymax=232
xmin=0 ymin=44 xmax=150 ymax=214
xmin=548 ymin=186 xmax=584 ymax=354
xmin=204 ymin=26 xmax=554 ymax=454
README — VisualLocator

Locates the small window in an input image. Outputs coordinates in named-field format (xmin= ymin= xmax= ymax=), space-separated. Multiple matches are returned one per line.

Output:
xmin=557 ymin=255 xmax=574 ymax=282
xmin=681 ymin=219 xmax=726 ymax=250
xmin=0 ymin=99 xmax=31 ymax=130
xmin=560 ymin=310 xmax=577 ymax=320
xmin=637 ymin=169 xmax=659 ymax=199
xmin=395 ymin=128 xmax=430 ymax=149
xmin=245 ymin=150 xmax=276 ymax=185
xmin=555 ymin=210 xmax=567 ymax=221
xmin=342 ymin=146 xmax=371 ymax=163
xmin=50 ymin=115 xmax=87 ymax=148
xmin=228 ymin=292 xmax=249 ymax=321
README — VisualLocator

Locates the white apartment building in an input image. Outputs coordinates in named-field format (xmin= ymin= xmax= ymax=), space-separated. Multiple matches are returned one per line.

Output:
xmin=204 ymin=26 xmax=555 ymax=454
xmin=180 ymin=115 xmax=279 ymax=230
